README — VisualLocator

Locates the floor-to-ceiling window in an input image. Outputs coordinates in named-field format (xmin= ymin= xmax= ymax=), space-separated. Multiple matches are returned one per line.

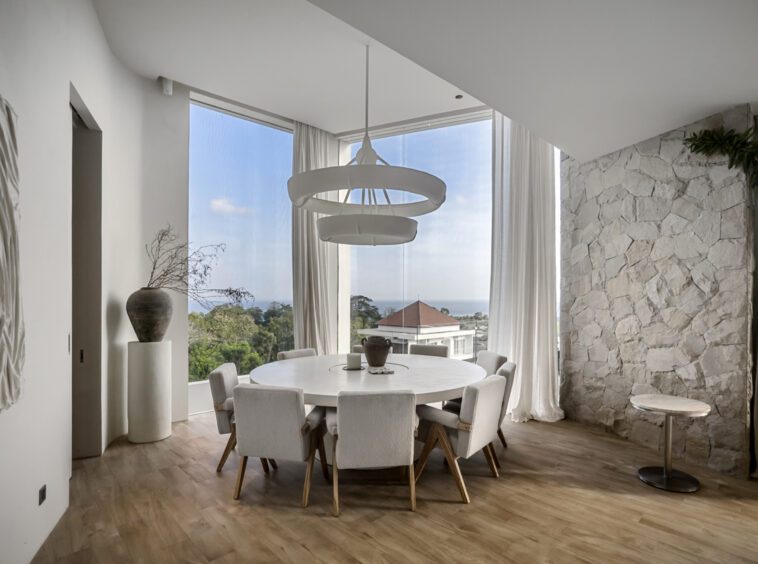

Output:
xmin=188 ymin=103 xmax=293 ymax=382
xmin=349 ymin=118 xmax=492 ymax=360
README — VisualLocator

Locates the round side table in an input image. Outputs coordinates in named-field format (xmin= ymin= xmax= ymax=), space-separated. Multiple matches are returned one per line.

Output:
xmin=630 ymin=394 xmax=711 ymax=493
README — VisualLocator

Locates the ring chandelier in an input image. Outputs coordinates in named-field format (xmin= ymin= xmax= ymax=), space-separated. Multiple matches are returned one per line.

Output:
xmin=287 ymin=45 xmax=446 ymax=245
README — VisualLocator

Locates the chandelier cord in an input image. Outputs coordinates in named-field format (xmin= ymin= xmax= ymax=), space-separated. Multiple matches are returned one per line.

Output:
xmin=364 ymin=43 xmax=369 ymax=136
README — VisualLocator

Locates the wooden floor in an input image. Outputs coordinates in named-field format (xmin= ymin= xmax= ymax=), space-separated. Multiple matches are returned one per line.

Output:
xmin=34 ymin=413 xmax=758 ymax=564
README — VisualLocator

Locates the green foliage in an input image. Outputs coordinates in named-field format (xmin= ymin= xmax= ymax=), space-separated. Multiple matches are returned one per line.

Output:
xmin=350 ymin=295 xmax=383 ymax=345
xmin=684 ymin=126 xmax=758 ymax=190
xmin=188 ymin=302 xmax=294 ymax=381
xmin=351 ymin=295 xmax=381 ymax=323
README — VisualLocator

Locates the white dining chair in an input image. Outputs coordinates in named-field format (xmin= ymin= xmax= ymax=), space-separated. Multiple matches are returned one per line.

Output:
xmin=409 ymin=344 xmax=448 ymax=357
xmin=476 ymin=350 xmax=508 ymax=376
xmin=444 ymin=361 xmax=517 ymax=465
xmin=325 ymin=390 xmax=418 ymax=516
xmin=277 ymin=348 xmax=317 ymax=361
xmin=232 ymin=384 xmax=328 ymax=507
xmin=415 ymin=375 xmax=506 ymax=503
xmin=494 ymin=362 xmax=517 ymax=449
xmin=208 ymin=363 xmax=239 ymax=472
xmin=444 ymin=350 xmax=507 ymax=409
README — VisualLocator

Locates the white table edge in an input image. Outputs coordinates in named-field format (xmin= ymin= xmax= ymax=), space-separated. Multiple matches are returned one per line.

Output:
xmin=630 ymin=395 xmax=711 ymax=418
xmin=249 ymin=353 xmax=485 ymax=408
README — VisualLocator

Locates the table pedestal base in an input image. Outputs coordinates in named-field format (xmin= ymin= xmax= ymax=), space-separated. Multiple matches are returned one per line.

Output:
xmin=638 ymin=466 xmax=700 ymax=493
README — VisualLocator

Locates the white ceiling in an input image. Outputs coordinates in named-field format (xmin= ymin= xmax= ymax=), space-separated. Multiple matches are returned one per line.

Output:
xmin=310 ymin=0 xmax=758 ymax=162
xmin=92 ymin=0 xmax=482 ymax=135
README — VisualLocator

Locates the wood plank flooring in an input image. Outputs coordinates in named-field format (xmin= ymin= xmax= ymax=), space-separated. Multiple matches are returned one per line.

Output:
xmin=33 ymin=413 xmax=758 ymax=563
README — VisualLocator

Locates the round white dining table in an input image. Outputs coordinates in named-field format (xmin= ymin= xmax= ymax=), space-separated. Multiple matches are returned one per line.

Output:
xmin=249 ymin=353 xmax=486 ymax=407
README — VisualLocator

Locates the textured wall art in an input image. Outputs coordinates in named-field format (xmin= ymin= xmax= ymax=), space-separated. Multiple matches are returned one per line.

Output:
xmin=0 ymin=95 xmax=25 ymax=411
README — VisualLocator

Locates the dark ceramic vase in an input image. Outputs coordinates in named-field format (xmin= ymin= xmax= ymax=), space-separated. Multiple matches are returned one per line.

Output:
xmin=126 ymin=287 xmax=173 ymax=342
xmin=361 ymin=336 xmax=392 ymax=367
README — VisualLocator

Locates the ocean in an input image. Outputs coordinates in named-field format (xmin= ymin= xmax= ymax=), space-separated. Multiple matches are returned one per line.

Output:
xmin=190 ymin=298 xmax=489 ymax=317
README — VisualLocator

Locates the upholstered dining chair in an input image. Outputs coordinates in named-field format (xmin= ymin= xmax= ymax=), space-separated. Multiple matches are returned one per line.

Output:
xmin=476 ymin=350 xmax=508 ymax=376
xmin=277 ymin=348 xmax=317 ymax=361
xmin=209 ymin=363 xmax=239 ymax=472
xmin=444 ymin=350 xmax=507 ymax=409
xmin=494 ymin=362 xmax=517 ymax=449
xmin=409 ymin=344 xmax=448 ymax=357
xmin=232 ymin=384 xmax=328 ymax=507
xmin=415 ymin=375 xmax=506 ymax=503
xmin=443 ymin=361 xmax=517 ymax=462
xmin=326 ymin=391 xmax=418 ymax=516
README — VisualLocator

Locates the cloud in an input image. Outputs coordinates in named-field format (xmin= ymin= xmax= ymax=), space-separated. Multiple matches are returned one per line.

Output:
xmin=210 ymin=197 xmax=252 ymax=216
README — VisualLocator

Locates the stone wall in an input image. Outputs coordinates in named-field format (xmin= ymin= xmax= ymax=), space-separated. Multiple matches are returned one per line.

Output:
xmin=560 ymin=105 xmax=753 ymax=476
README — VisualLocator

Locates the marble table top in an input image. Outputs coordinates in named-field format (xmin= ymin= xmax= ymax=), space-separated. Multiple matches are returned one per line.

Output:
xmin=630 ymin=394 xmax=711 ymax=417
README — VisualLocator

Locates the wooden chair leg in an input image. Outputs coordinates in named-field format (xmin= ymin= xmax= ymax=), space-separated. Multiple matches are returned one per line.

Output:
xmin=414 ymin=424 xmax=439 ymax=483
xmin=434 ymin=426 xmax=470 ymax=504
xmin=216 ymin=426 xmax=237 ymax=473
xmin=332 ymin=436 xmax=340 ymax=517
xmin=498 ymin=429 xmax=508 ymax=448
xmin=302 ymin=434 xmax=316 ymax=508
xmin=489 ymin=442 xmax=502 ymax=469
xmin=260 ymin=458 xmax=270 ymax=475
xmin=408 ymin=463 xmax=416 ymax=512
xmin=317 ymin=434 xmax=330 ymax=482
xmin=483 ymin=445 xmax=499 ymax=478
xmin=269 ymin=459 xmax=278 ymax=470
xmin=233 ymin=456 xmax=248 ymax=500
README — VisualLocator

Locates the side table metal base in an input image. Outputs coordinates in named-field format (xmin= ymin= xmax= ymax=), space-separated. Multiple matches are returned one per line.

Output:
xmin=638 ymin=466 xmax=700 ymax=493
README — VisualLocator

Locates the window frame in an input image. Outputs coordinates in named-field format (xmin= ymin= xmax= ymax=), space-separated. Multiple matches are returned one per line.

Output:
xmin=187 ymin=94 xmax=494 ymax=412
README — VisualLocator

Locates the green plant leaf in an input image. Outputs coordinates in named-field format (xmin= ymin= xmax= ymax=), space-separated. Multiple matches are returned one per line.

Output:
xmin=684 ymin=126 xmax=758 ymax=190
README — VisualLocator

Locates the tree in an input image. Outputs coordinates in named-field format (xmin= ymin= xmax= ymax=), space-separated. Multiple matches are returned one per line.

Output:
xmin=187 ymin=301 xmax=294 ymax=380
xmin=440 ymin=307 xmax=450 ymax=315
xmin=188 ymin=342 xmax=225 ymax=382
xmin=351 ymin=295 xmax=381 ymax=325
xmin=350 ymin=295 xmax=383 ymax=345
xmin=248 ymin=306 xmax=265 ymax=326
xmin=252 ymin=329 xmax=277 ymax=363
xmin=217 ymin=342 xmax=263 ymax=374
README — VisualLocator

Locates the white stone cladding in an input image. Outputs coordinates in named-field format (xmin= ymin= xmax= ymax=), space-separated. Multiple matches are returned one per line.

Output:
xmin=560 ymin=105 xmax=753 ymax=476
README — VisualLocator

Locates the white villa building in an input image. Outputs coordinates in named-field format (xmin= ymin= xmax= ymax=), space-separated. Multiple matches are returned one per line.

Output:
xmin=359 ymin=301 xmax=476 ymax=361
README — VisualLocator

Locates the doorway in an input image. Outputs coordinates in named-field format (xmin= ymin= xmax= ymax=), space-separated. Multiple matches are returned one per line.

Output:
xmin=71 ymin=86 xmax=103 ymax=459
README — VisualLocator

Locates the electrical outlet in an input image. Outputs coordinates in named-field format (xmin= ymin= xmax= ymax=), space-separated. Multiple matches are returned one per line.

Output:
xmin=38 ymin=485 xmax=46 ymax=506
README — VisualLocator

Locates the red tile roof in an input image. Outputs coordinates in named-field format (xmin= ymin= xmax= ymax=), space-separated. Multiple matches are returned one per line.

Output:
xmin=378 ymin=301 xmax=459 ymax=328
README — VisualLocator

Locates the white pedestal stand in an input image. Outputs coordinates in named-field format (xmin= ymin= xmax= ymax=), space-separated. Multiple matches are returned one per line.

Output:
xmin=128 ymin=341 xmax=172 ymax=443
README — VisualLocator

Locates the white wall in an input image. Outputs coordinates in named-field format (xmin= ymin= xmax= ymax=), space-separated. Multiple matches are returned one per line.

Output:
xmin=138 ymin=82 xmax=190 ymax=426
xmin=0 ymin=1 xmax=189 ymax=561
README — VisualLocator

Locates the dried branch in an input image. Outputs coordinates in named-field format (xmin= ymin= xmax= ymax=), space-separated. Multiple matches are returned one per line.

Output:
xmin=144 ymin=225 xmax=254 ymax=309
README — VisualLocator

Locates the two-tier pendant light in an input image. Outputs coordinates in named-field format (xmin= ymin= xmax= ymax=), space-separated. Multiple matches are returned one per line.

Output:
xmin=287 ymin=44 xmax=446 ymax=245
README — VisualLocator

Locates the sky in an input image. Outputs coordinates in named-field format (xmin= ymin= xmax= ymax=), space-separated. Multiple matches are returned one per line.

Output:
xmin=189 ymin=104 xmax=493 ymax=307
xmin=350 ymin=120 xmax=492 ymax=301
xmin=189 ymin=104 xmax=293 ymax=306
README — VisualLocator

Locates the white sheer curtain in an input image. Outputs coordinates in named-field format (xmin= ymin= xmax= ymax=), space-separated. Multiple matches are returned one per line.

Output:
xmin=489 ymin=112 xmax=563 ymax=422
xmin=291 ymin=122 xmax=339 ymax=354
